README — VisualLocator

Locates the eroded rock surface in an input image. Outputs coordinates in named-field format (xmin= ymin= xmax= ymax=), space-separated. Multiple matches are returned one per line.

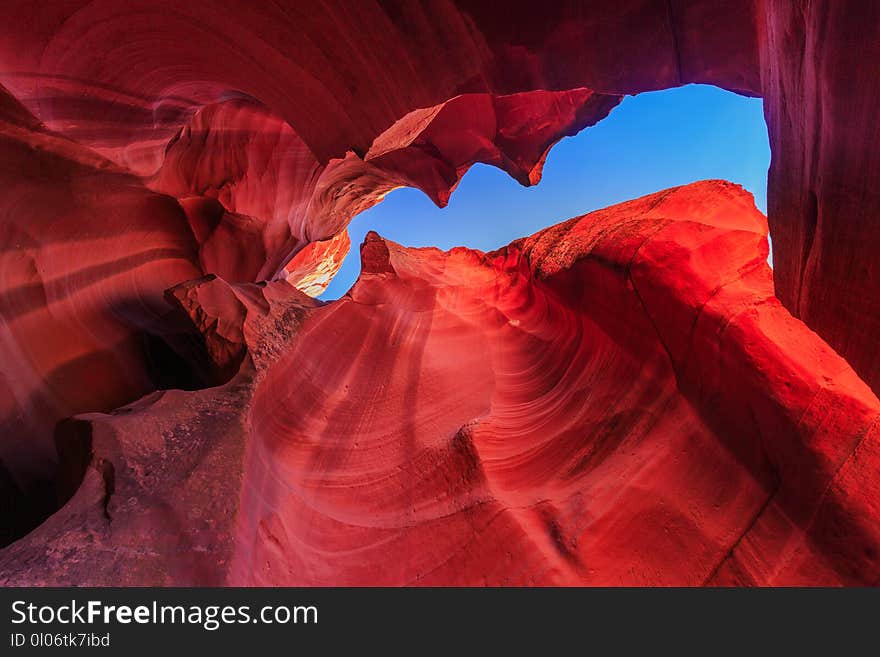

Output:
xmin=3 ymin=182 xmax=878 ymax=585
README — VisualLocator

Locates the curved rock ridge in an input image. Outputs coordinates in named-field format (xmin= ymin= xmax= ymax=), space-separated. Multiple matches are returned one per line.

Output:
xmin=149 ymin=89 xmax=617 ymax=283
xmin=237 ymin=180 xmax=880 ymax=586
xmin=0 ymin=71 xmax=614 ymax=537
xmin=3 ymin=181 xmax=877 ymax=585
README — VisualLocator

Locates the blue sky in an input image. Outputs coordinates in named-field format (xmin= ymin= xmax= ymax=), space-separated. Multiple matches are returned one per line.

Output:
xmin=320 ymin=84 xmax=770 ymax=300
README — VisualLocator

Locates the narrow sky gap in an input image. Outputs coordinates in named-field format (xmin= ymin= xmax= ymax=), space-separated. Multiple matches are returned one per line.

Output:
xmin=319 ymin=84 xmax=770 ymax=300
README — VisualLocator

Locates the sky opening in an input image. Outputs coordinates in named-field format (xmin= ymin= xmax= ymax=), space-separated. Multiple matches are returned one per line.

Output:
xmin=319 ymin=84 xmax=770 ymax=300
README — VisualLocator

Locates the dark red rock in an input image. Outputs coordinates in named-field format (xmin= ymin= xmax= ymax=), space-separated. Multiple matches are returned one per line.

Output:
xmin=759 ymin=0 xmax=880 ymax=394
xmin=0 ymin=91 xmax=203 ymax=543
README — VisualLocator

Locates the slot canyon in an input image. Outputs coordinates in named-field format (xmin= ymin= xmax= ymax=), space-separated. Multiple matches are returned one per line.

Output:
xmin=0 ymin=1 xmax=879 ymax=585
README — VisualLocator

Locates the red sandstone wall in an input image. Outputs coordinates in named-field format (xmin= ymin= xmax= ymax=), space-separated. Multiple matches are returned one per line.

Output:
xmin=0 ymin=1 xmax=878 ymax=585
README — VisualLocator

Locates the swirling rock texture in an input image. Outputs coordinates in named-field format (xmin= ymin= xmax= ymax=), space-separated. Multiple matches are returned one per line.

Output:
xmin=0 ymin=1 xmax=878 ymax=585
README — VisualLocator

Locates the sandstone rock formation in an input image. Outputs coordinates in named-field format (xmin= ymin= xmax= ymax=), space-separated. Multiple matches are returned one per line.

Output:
xmin=0 ymin=2 xmax=878 ymax=585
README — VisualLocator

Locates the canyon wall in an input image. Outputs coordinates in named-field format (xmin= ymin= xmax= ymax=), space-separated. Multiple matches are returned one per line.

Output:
xmin=0 ymin=1 xmax=878 ymax=584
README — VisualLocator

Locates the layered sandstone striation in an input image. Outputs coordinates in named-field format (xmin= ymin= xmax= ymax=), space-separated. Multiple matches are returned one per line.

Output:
xmin=0 ymin=2 xmax=879 ymax=585
xmin=2 ymin=182 xmax=878 ymax=585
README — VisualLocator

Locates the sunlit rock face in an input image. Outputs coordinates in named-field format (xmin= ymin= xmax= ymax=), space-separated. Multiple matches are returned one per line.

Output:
xmin=0 ymin=1 xmax=879 ymax=585
xmin=2 ymin=182 xmax=878 ymax=586
xmin=235 ymin=181 xmax=880 ymax=586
